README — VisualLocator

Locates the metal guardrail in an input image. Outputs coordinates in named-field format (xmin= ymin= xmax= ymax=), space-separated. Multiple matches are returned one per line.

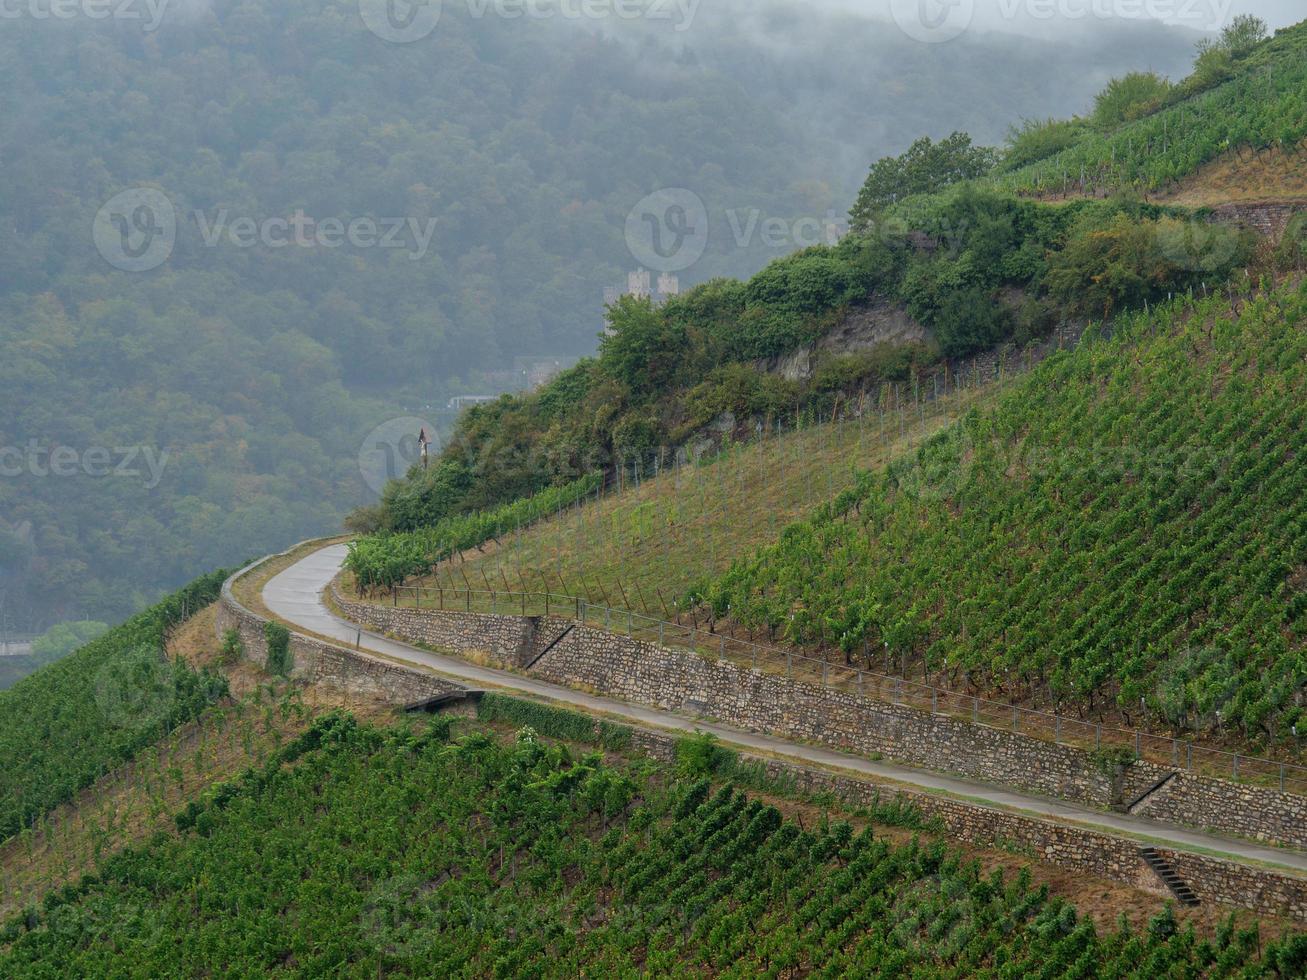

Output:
xmin=384 ymin=583 xmax=1307 ymax=796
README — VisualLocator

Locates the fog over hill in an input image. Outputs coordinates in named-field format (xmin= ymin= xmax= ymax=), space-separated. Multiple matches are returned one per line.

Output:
xmin=0 ymin=0 xmax=1203 ymax=630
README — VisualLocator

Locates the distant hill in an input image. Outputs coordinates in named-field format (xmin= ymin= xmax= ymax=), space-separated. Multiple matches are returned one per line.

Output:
xmin=0 ymin=0 xmax=1201 ymax=629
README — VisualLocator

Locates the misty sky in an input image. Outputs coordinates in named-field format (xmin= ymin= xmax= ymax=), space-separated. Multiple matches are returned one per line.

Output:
xmin=818 ymin=0 xmax=1303 ymax=37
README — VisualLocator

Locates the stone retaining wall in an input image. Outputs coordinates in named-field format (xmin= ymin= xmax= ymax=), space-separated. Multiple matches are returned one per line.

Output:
xmin=333 ymin=590 xmax=1307 ymax=851
xmin=1209 ymin=201 xmax=1305 ymax=242
xmin=562 ymin=721 xmax=1307 ymax=921
xmin=217 ymin=561 xmax=465 ymax=706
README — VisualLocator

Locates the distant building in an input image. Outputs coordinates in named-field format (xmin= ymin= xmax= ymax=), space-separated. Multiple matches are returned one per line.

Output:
xmin=447 ymin=394 xmax=498 ymax=412
xmin=627 ymin=269 xmax=652 ymax=300
xmin=603 ymin=269 xmax=681 ymax=331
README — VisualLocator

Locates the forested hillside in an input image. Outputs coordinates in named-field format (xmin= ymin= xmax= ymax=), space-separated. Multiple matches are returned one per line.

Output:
xmin=5 ymin=711 xmax=1303 ymax=975
xmin=367 ymin=20 xmax=1307 ymax=537
xmin=0 ymin=1 xmax=1191 ymax=632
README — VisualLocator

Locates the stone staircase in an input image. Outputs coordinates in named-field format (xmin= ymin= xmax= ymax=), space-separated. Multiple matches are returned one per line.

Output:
xmin=1139 ymin=847 xmax=1200 ymax=907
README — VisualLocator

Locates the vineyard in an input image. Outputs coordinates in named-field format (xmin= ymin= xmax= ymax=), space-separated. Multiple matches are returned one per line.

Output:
xmin=989 ymin=23 xmax=1307 ymax=197
xmin=4 ymin=712 xmax=1303 ymax=976
xmin=698 ymin=282 xmax=1307 ymax=746
xmin=0 ymin=571 xmax=229 ymax=842
xmin=345 ymin=474 xmax=603 ymax=592
xmin=343 ymin=356 xmax=1006 ymax=610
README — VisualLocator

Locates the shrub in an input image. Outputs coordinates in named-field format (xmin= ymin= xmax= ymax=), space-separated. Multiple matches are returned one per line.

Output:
xmin=220 ymin=629 xmax=245 ymax=666
xmin=1091 ymin=72 xmax=1173 ymax=129
xmin=999 ymin=117 xmax=1090 ymax=172
xmin=263 ymin=622 xmax=292 ymax=677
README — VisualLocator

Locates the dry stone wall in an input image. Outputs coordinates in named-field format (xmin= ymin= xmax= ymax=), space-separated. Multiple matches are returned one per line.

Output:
xmin=332 ymin=591 xmax=1307 ymax=851
xmin=1209 ymin=201 xmax=1305 ymax=242
xmin=579 ymin=722 xmax=1307 ymax=921
xmin=217 ymin=564 xmax=465 ymax=706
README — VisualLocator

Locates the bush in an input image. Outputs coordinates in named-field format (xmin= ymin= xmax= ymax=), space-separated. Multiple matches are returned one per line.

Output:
xmin=681 ymin=364 xmax=798 ymax=432
xmin=263 ymin=622 xmax=292 ymax=677
xmin=999 ymin=117 xmax=1090 ymax=172
xmin=1044 ymin=211 xmax=1250 ymax=317
xmin=220 ymin=629 xmax=245 ymax=666
xmin=1091 ymin=72 xmax=1173 ymax=129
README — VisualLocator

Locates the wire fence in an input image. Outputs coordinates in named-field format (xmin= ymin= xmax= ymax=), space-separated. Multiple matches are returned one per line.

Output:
xmin=382 ymin=583 xmax=1307 ymax=797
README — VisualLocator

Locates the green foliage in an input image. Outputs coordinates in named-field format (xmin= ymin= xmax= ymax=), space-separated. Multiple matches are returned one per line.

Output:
xmin=675 ymin=731 xmax=729 ymax=777
xmin=263 ymin=622 xmax=292 ymax=677
xmin=2 ymin=0 xmax=912 ymax=629
xmin=0 ymin=571 xmax=228 ymax=841
xmin=28 ymin=622 xmax=109 ymax=667
xmin=850 ymin=132 xmax=998 ymax=231
xmin=600 ymin=296 xmax=688 ymax=398
xmin=1000 ymin=117 xmax=1092 ymax=172
xmin=219 ymin=629 xmax=245 ymax=667
xmin=1213 ymin=14 xmax=1269 ymax=59
xmin=992 ymin=22 xmax=1307 ymax=195
xmin=1 ymin=717 xmax=1293 ymax=975
xmin=1091 ymin=72 xmax=1174 ymax=129
xmin=347 ymin=473 xmax=602 ymax=591
xmin=476 ymin=693 xmax=633 ymax=751
xmin=700 ymin=284 xmax=1307 ymax=742
xmin=1046 ymin=211 xmax=1252 ymax=316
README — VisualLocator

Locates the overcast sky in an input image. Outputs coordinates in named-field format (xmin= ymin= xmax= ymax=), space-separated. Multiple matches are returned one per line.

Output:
xmin=815 ymin=1 xmax=1304 ymax=39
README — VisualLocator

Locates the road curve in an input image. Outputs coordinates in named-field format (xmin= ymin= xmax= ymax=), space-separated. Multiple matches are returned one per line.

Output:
xmin=265 ymin=543 xmax=1307 ymax=874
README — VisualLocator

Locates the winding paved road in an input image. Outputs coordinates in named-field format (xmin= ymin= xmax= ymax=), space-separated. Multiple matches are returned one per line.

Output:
xmin=265 ymin=543 xmax=1307 ymax=874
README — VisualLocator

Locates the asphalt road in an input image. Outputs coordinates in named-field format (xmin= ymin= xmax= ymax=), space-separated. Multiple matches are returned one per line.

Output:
xmin=264 ymin=543 xmax=1307 ymax=874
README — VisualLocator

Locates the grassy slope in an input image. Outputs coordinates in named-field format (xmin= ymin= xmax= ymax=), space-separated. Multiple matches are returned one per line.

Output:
xmin=371 ymin=358 xmax=1003 ymax=613
xmin=703 ymin=282 xmax=1307 ymax=747
xmin=4 ymin=710 xmax=1301 ymax=976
